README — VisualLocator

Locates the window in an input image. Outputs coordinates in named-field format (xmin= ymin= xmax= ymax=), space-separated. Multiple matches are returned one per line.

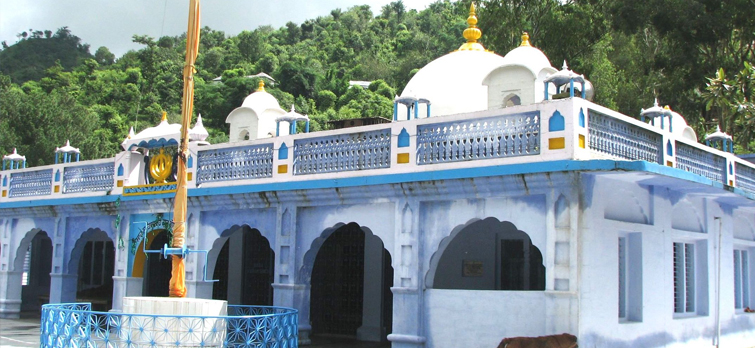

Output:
xmin=674 ymin=242 xmax=696 ymax=314
xmin=619 ymin=233 xmax=642 ymax=321
xmin=504 ymin=95 xmax=521 ymax=107
xmin=734 ymin=249 xmax=750 ymax=310
xmin=21 ymin=244 xmax=31 ymax=286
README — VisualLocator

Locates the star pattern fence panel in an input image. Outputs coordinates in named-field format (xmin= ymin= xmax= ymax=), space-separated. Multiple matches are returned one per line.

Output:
xmin=196 ymin=144 xmax=274 ymax=185
xmin=293 ymin=129 xmax=391 ymax=175
xmin=588 ymin=110 xmax=662 ymax=163
xmin=9 ymin=169 xmax=53 ymax=198
xmin=416 ymin=112 xmax=540 ymax=165
xmin=41 ymin=303 xmax=298 ymax=348
xmin=675 ymin=141 xmax=726 ymax=184
xmin=63 ymin=162 xmax=115 ymax=194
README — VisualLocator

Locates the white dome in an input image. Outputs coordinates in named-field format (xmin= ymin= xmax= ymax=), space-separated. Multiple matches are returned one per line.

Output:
xmin=400 ymin=50 xmax=507 ymax=117
xmin=241 ymin=90 xmax=282 ymax=115
xmin=501 ymin=45 xmax=553 ymax=77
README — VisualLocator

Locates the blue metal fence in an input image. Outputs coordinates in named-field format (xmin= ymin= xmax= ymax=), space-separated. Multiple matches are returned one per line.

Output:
xmin=41 ymin=303 xmax=298 ymax=348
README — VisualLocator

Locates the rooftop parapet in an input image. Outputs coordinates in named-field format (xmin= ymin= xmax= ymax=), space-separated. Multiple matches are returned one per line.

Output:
xmin=2 ymin=98 xmax=755 ymax=206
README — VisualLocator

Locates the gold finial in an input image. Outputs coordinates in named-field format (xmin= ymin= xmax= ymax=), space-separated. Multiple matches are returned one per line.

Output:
xmin=256 ymin=80 xmax=265 ymax=92
xmin=161 ymin=111 xmax=167 ymax=122
xmin=458 ymin=3 xmax=485 ymax=51
xmin=520 ymin=32 xmax=531 ymax=47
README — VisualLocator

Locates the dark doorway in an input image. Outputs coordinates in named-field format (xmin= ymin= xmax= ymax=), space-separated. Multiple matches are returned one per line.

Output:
xmin=76 ymin=240 xmax=115 ymax=311
xmin=310 ymin=223 xmax=394 ymax=341
xmin=20 ymin=232 xmax=53 ymax=312
xmin=212 ymin=227 xmax=274 ymax=305
xmin=143 ymin=230 xmax=172 ymax=297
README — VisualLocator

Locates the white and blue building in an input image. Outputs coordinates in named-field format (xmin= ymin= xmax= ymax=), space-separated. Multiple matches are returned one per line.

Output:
xmin=1 ymin=7 xmax=754 ymax=348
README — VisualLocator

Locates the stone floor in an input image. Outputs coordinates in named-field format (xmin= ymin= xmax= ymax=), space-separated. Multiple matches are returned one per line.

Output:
xmin=0 ymin=314 xmax=390 ymax=348
xmin=0 ymin=316 xmax=39 ymax=348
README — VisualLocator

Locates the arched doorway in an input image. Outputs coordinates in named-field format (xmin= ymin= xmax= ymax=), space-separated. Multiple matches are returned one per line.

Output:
xmin=142 ymin=230 xmax=172 ymax=297
xmin=212 ymin=227 xmax=274 ymax=305
xmin=429 ymin=218 xmax=545 ymax=291
xmin=73 ymin=230 xmax=115 ymax=311
xmin=309 ymin=223 xmax=393 ymax=342
xmin=19 ymin=231 xmax=53 ymax=313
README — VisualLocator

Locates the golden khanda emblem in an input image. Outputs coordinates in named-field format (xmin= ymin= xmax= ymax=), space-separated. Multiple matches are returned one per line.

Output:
xmin=149 ymin=148 xmax=173 ymax=183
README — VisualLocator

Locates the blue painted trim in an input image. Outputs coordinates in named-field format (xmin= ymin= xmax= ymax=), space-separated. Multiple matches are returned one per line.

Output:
xmin=730 ymin=162 xmax=733 ymax=175
xmin=398 ymin=128 xmax=410 ymax=148
xmin=188 ymin=160 xmax=727 ymax=198
xmin=279 ymin=143 xmax=289 ymax=160
xmin=579 ymin=109 xmax=585 ymax=128
xmin=1 ymin=195 xmax=120 ymax=208
xmin=3 ymin=159 xmax=749 ymax=209
xmin=55 ymin=170 xmax=60 ymax=182
xmin=1 ymin=176 xmax=5 ymax=187
xmin=549 ymin=111 xmax=565 ymax=132
xmin=117 ymin=164 xmax=124 ymax=176
xmin=666 ymin=140 xmax=673 ymax=156
xmin=187 ymin=155 xmax=193 ymax=169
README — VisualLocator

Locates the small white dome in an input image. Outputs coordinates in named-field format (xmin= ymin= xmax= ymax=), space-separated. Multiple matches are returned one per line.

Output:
xmin=501 ymin=45 xmax=553 ymax=77
xmin=242 ymin=90 xmax=281 ymax=114
xmin=400 ymin=50 xmax=507 ymax=117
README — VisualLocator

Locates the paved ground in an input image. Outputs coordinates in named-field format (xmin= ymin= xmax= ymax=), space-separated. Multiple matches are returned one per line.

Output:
xmin=0 ymin=316 xmax=39 ymax=348
xmin=0 ymin=315 xmax=389 ymax=348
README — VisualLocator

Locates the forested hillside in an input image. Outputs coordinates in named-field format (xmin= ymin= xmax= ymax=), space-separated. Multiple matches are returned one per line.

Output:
xmin=1 ymin=0 xmax=753 ymax=166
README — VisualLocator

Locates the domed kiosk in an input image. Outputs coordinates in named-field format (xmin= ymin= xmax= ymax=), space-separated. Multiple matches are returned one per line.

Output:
xmin=225 ymin=80 xmax=287 ymax=141
xmin=398 ymin=4 xmax=558 ymax=119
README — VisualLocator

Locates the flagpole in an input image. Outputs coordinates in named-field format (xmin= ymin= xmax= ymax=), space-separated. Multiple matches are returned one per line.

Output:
xmin=169 ymin=0 xmax=201 ymax=298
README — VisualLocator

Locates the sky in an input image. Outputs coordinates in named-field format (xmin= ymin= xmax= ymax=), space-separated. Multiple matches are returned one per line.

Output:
xmin=0 ymin=0 xmax=438 ymax=57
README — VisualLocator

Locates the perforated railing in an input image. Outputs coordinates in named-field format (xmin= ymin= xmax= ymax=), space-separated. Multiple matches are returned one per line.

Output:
xmin=736 ymin=163 xmax=755 ymax=192
xmin=196 ymin=144 xmax=274 ymax=185
xmin=63 ymin=162 xmax=115 ymax=194
xmin=293 ymin=129 xmax=391 ymax=175
xmin=40 ymin=303 xmax=298 ymax=348
xmin=588 ymin=110 xmax=662 ymax=163
xmin=416 ymin=112 xmax=540 ymax=165
xmin=676 ymin=141 xmax=726 ymax=183
xmin=9 ymin=169 xmax=52 ymax=198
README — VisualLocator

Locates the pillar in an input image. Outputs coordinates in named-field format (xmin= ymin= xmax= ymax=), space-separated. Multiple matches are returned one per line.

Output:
xmin=0 ymin=271 xmax=23 ymax=318
xmin=357 ymin=235 xmax=386 ymax=342
xmin=111 ymin=276 xmax=143 ymax=311
xmin=48 ymin=273 xmax=77 ymax=303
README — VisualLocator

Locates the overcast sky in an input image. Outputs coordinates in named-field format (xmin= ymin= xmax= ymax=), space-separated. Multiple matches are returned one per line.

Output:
xmin=1 ymin=0 xmax=438 ymax=57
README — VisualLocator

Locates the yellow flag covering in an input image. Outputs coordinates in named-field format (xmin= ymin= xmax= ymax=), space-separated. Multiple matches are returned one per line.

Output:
xmin=169 ymin=0 xmax=201 ymax=298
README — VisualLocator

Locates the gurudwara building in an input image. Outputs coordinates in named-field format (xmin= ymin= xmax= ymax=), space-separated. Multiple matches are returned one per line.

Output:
xmin=1 ymin=6 xmax=754 ymax=348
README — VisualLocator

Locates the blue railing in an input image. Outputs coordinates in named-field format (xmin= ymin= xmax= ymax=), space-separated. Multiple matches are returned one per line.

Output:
xmin=293 ymin=129 xmax=391 ymax=175
xmin=676 ymin=141 xmax=726 ymax=183
xmin=588 ymin=110 xmax=662 ymax=163
xmin=40 ymin=303 xmax=298 ymax=348
xmin=736 ymin=163 xmax=755 ymax=192
xmin=196 ymin=144 xmax=274 ymax=185
xmin=416 ymin=112 xmax=540 ymax=165
xmin=9 ymin=169 xmax=52 ymax=198
xmin=63 ymin=162 xmax=115 ymax=194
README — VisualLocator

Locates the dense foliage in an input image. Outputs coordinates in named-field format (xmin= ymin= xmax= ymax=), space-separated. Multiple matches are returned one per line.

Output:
xmin=1 ymin=0 xmax=753 ymax=166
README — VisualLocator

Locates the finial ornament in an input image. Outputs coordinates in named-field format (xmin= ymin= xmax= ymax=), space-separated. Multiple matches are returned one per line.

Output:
xmin=161 ymin=111 xmax=168 ymax=122
xmin=458 ymin=3 xmax=485 ymax=51
xmin=521 ymin=32 xmax=531 ymax=47
xmin=256 ymin=80 xmax=265 ymax=92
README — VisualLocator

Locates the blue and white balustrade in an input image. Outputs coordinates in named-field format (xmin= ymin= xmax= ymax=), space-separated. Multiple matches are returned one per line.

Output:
xmin=40 ymin=303 xmax=298 ymax=348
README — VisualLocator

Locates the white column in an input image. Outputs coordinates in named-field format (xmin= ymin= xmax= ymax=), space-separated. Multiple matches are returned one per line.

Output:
xmin=48 ymin=273 xmax=77 ymax=303
xmin=0 ymin=271 xmax=22 ymax=318
xmin=357 ymin=235 xmax=385 ymax=342
xmin=111 ymin=276 xmax=143 ymax=311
